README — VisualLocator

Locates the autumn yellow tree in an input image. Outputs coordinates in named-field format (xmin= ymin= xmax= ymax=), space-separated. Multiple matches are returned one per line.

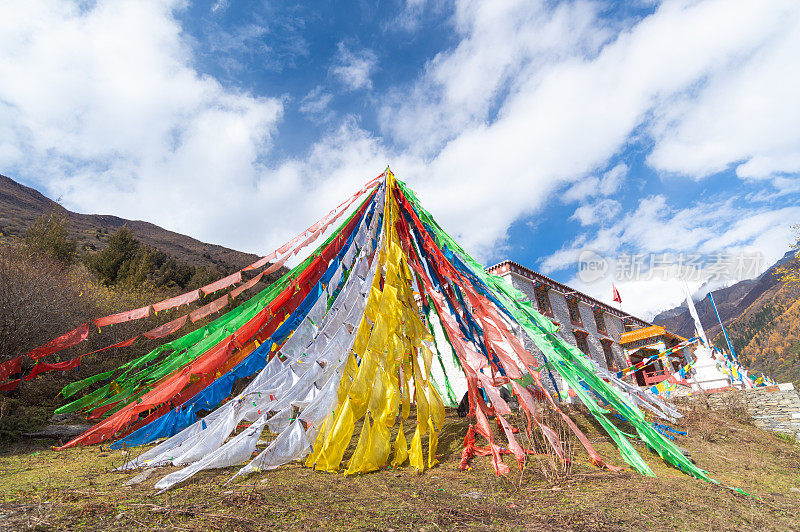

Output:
xmin=777 ymin=223 xmax=800 ymax=283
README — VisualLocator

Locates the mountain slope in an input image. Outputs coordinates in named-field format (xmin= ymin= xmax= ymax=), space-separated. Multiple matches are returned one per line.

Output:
xmin=654 ymin=251 xmax=800 ymax=387
xmin=653 ymin=250 xmax=796 ymax=340
xmin=712 ymin=261 xmax=800 ymax=388
xmin=0 ymin=173 xmax=260 ymax=272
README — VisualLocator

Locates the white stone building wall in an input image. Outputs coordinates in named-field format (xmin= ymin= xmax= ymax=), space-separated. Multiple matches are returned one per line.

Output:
xmin=501 ymin=270 xmax=629 ymax=371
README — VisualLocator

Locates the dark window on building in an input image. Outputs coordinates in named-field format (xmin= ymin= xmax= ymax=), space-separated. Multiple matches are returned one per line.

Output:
xmin=567 ymin=297 xmax=582 ymax=325
xmin=534 ymin=287 xmax=552 ymax=316
xmin=593 ymin=308 xmax=606 ymax=333
xmin=601 ymin=341 xmax=615 ymax=370
xmin=574 ymin=332 xmax=590 ymax=355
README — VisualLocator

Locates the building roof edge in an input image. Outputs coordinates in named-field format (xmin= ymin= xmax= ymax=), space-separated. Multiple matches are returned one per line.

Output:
xmin=486 ymin=259 xmax=651 ymax=327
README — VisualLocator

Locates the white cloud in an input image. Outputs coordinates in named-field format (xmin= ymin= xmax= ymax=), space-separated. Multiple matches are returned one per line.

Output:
xmin=541 ymin=195 xmax=800 ymax=318
xmin=380 ymin=0 xmax=608 ymax=156
xmin=206 ymin=23 xmax=269 ymax=55
xmin=571 ymin=199 xmax=622 ymax=226
xmin=563 ymin=163 xmax=628 ymax=203
xmin=299 ymin=86 xmax=334 ymax=120
xmin=211 ymin=0 xmax=229 ymax=14
xmin=563 ymin=176 xmax=601 ymax=203
xmin=599 ymin=163 xmax=627 ymax=196
xmin=390 ymin=0 xmax=446 ymax=32
xmin=383 ymin=0 xmax=800 ymax=263
xmin=746 ymin=176 xmax=800 ymax=203
xmin=0 ymin=0 xmax=284 ymax=251
xmin=647 ymin=6 xmax=800 ymax=181
xmin=331 ymin=42 xmax=377 ymax=91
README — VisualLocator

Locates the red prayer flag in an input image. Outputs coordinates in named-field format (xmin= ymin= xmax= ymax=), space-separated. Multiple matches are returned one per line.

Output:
xmin=143 ymin=314 xmax=188 ymax=339
xmin=23 ymin=357 xmax=83 ymax=381
xmin=25 ymin=322 xmax=92 ymax=360
xmin=189 ymin=294 xmax=230 ymax=323
xmin=612 ymin=283 xmax=622 ymax=304
xmin=152 ymin=289 xmax=200 ymax=313
xmin=0 ymin=356 xmax=22 ymax=382
xmin=94 ymin=305 xmax=151 ymax=328
xmin=85 ymin=336 xmax=138 ymax=356
xmin=242 ymin=252 xmax=277 ymax=272
xmin=296 ymin=228 xmax=323 ymax=255
xmin=200 ymin=271 xmax=242 ymax=296
xmin=263 ymin=253 xmax=290 ymax=275
xmin=277 ymin=239 xmax=294 ymax=255
xmin=0 ymin=379 xmax=21 ymax=392
xmin=230 ymin=272 xmax=264 ymax=300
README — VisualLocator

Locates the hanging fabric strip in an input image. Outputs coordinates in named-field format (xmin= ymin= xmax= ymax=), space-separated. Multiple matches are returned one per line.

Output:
xmin=230 ymin=273 xmax=264 ymax=299
xmin=200 ymin=271 xmax=242 ymax=297
xmin=396 ymin=180 xmax=652 ymax=471
xmin=25 ymin=322 xmax=92 ymax=360
xmin=395 ymin=177 xmax=721 ymax=483
xmin=94 ymin=306 xmax=151 ymax=328
xmin=242 ymin=251 xmax=277 ymax=272
xmin=20 ymin=171 xmax=386 ymax=369
xmin=144 ymin=315 xmax=189 ymax=339
xmin=189 ymin=294 xmax=230 ymax=323
xmin=24 ymin=358 xmax=83 ymax=381
xmin=0 ymin=379 xmax=21 ymax=392
xmin=305 ymin=175 xmax=447 ymax=477
xmin=49 ymin=274 xmax=262 ymax=386
xmin=56 ymin=185 xmax=380 ymax=450
xmin=263 ymin=253 xmax=290 ymax=275
xmin=128 ymin=198 xmax=384 ymax=484
xmin=117 ymin=206 xmax=364 ymax=414
xmin=34 ymin=171 xmax=758 ymax=498
xmin=100 ymin=238 xmax=349 ymax=445
xmin=87 ymin=336 xmax=139 ymax=355
xmin=153 ymin=290 xmax=201 ymax=313
xmin=0 ymin=356 xmax=22 ymax=382
xmin=60 ymin=369 xmax=116 ymax=399
xmin=397 ymin=180 xmax=614 ymax=468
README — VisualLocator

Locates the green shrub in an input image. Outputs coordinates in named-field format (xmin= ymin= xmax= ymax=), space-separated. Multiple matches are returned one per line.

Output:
xmin=23 ymin=210 xmax=77 ymax=266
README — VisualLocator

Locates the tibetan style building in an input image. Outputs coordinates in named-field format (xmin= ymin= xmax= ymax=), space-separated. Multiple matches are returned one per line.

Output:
xmin=486 ymin=260 xmax=691 ymax=390
xmin=618 ymin=325 xmax=688 ymax=386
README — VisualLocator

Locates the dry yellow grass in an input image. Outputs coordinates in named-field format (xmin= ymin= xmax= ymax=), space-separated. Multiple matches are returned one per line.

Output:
xmin=1 ymin=406 xmax=799 ymax=531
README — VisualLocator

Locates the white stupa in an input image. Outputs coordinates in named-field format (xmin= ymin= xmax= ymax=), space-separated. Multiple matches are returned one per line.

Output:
xmin=681 ymin=283 xmax=733 ymax=392
xmin=689 ymin=344 xmax=733 ymax=391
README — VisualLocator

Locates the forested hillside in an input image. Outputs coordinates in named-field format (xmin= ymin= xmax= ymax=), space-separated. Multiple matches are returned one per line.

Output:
xmin=654 ymin=228 xmax=800 ymax=388
xmin=653 ymin=249 xmax=796 ymax=341
xmin=0 ymin=176 xmax=285 ymax=440
xmin=712 ymin=254 xmax=800 ymax=388
xmin=0 ymin=173 xmax=259 ymax=272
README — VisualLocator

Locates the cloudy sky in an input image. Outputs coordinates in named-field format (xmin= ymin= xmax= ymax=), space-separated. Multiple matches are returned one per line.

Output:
xmin=1 ymin=0 xmax=799 ymax=319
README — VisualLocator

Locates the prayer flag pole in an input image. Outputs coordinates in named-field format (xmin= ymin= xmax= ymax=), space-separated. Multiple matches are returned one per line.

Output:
xmin=707 ymin=292 xmax=738 ymax=363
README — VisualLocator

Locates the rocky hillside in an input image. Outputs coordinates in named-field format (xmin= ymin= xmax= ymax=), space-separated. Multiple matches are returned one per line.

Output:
xmin=0 ymin=173 xmax=260 ymax=272
xmin=654 ymin=251 xmax=800 ymax=387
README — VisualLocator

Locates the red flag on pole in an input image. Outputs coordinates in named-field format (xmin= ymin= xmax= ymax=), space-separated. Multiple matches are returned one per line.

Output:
xmin=612 ymin=283 xmax=622 ymax=304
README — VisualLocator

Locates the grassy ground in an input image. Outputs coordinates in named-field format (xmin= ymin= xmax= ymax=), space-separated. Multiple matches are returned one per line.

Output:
xmin=1 ymin=405 xmax=799 ymax=531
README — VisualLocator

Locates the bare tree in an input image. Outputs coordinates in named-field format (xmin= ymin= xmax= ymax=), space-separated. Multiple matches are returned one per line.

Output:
xmin=0 ymin=245 xmax=93 ymax=363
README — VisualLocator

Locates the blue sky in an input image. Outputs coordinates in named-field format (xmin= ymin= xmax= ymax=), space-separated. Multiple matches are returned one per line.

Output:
xmin=177 ymin=1 xmax=459 ymax=157
xmin=1 ymin=0 xmax=799 ymax=318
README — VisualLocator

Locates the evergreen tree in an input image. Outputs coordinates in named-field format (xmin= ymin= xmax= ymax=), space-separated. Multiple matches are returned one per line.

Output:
xmin=24 ymin=210 xmax=77 ymax=266
xmin=86 ymin=227 xmax=141 ymax=285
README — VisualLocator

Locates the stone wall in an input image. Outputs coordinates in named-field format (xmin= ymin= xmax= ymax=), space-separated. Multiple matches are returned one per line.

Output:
xmin=704 ymin=383 xmax=800 ymax=440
